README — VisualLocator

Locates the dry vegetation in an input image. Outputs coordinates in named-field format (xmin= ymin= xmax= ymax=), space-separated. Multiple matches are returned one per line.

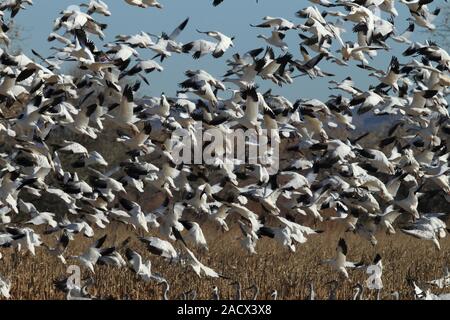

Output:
xmin=1 ymin=220 xmax=449 ymax=300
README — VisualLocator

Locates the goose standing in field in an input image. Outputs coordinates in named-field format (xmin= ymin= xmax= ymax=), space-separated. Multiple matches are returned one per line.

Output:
xmin=270 ymin=289 xmax=278 ymax=300
xmin=183 ymin=289 xmax=197 ymax=300
xmin=159 ymin=280 xmax=170 ymax=300
xmin=327 ymin=280 xmax=339 ymax=300
xmin=211 ymin=286 xmax=220 ymax=300
xmin=246 ymin=284 xmax=260 ymax=300
xmin=232 ymin=281 xmax=242 ymax=300
xmin=352 ymin=283 xmax=365 ymax=300
xmin=307 ymin=282 xmax=315 ymax=300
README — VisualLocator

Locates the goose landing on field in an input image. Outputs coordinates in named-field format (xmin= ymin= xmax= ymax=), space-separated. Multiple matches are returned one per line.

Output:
xmin=321 ymin=238 xmax=363 ymax=279
xmin=69 ymin=235 xmax=115 ymax=273
xmin=125 ymin=248 xmax=167 ymax=283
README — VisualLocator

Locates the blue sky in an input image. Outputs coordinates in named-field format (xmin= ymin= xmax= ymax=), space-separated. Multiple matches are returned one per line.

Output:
xmin=13 ymin=0 xmax=435 ymax=100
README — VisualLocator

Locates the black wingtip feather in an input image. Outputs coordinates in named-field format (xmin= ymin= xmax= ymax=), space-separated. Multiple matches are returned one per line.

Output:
xmin=338 ymin=238 xmax=347 ymax=255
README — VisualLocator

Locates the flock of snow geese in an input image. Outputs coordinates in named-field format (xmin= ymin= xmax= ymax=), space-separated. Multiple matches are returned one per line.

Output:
xmin=0 ymin=0 xmax=450 ymax=300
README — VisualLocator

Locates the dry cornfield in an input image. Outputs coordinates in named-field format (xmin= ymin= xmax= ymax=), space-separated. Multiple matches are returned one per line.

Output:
xmin=0 ymin=220 xmax=449 ymax=300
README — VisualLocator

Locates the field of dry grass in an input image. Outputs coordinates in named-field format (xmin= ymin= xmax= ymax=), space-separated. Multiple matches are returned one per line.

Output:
xmin=1 ymin=220 xmax=449 ymax=300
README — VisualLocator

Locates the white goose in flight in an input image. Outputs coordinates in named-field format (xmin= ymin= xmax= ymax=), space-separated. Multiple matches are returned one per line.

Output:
xmin=257 ymin=31 xmax=288 ymax=51
xmin=125 ymin=248 xmax=167 ymax=283
xmin=251 ymin=16 xmax=297 ymax=31
xmin=182 ymin=39 xmax=217 ymax=59
xmin=213 ymin=0 xmax=258 ymax=6
xmin=340 ymin=42 xmax=385 ymax=66
xmin=139 ymin=236 xmax=179 ymax=261
xmin=80 ymin=0 xmax=111 ymax=16
xmin=42 ymin=231 xmax=70 ymax=264
xmin=322 ymin=238 xmax=363 ymax=279
xmin=401 ymin=214 xmax=448 ymax=250
xmin=6 ymin=227 xmax=42 ymax=256
xmin=70 ymin=235 xmax=115 ymax=273
xmin=124 ymin=0 xmax=163 ymax=9
xmin=238 ymin=220 xmax=258 ymax=254
xmin=106 ymin=85 xmax=140 ymax=134
xmin=196 ymin=29 xmax=234 ymax=58
xmin=277 ymin=215 xmax=323 ymax=244
xmin=179 ymin=220 xmax=209 ymax=251
xmin=182 ymin=245 xmax=220 ymax=278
